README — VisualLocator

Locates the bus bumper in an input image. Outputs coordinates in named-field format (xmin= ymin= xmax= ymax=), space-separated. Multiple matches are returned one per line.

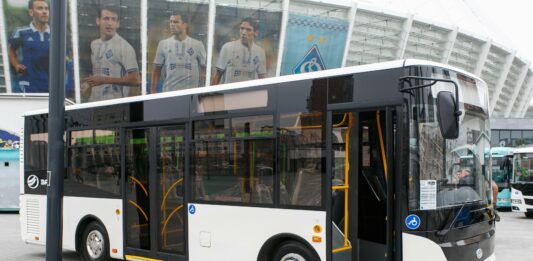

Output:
xmin=511 ymin=188 xmax=527 ymax=213
xmin=496 ymin=189 xmax=511 ymax=209
xmin=439 ymin=230 xmax=495 ymax=261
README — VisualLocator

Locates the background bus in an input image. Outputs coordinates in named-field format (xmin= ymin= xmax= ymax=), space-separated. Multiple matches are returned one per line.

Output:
xmin=510 ymin=146 xmax=533 ymax=218
xmin=0 ymin=95 xmax=50 ymax=212
xmin=490 ymin=147 xmax=514 ymax=210
xmin=0 ymin=147 xmax=20 ymax=211
xmin=21 ymin=60 xmax=496 ymax=261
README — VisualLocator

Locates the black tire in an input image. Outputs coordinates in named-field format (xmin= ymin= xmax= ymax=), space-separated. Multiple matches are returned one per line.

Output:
xmin=80 ymin=221 xmax=111 ymax=261
xmin=272 ymin=240 xmax=318 ymax=261
xmin=525 ymin=213 xmax=533 ymax=218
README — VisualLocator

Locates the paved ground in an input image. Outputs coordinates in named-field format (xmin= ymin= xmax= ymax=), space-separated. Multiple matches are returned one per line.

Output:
xmin=0 ymin=211 xmax=532 ymax=260
xmin=493 ymin=210 xmax=533 ymax=260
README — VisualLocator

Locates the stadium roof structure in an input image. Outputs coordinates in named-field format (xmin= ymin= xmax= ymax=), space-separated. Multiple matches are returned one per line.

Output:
xmin=323 ymin=0 xmax=533 ymax=117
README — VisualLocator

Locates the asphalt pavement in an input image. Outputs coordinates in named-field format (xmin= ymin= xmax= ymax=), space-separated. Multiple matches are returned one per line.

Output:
xmin=0 ymin=211 xmax=532 ymax=260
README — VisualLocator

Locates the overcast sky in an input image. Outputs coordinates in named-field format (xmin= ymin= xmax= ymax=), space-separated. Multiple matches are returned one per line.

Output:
xmin=466 ymin=0 xmax=533 ymax=61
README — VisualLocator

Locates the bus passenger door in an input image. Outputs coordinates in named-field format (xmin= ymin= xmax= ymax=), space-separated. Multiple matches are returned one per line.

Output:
xmin=330 ymin=110 xmax=395 ymax=261
xmin=124 ymin=125 xmax=187 ymax=260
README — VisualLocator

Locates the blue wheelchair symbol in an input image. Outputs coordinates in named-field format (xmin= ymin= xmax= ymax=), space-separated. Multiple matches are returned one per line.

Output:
xmin=405 ymin=214 xmax=421 ymax=230
xmin=189 ymin=204 xmax=196 ymax=215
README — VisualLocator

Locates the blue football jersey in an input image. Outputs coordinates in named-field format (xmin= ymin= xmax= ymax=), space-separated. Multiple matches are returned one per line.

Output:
xmin=9 ymin=24 xmax=50 ymax=93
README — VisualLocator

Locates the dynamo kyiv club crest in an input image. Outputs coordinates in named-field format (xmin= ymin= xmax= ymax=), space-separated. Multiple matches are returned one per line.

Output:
xmin=293 ymin=45 xmax=326 ymax=74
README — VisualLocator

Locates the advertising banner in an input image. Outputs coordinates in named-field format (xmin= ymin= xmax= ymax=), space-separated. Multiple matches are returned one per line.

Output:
xmin=211 ymin=6 xmax=281 ymax=85
xmin=281 ymin=14 xmax=349 ymax=75
xmin=77 ymin=0 xmax=141 ymax=103
xmin=147 ymin=0 xmax=209 ymax=94
xmin=3 ymin=0 xmax=74 ymax=98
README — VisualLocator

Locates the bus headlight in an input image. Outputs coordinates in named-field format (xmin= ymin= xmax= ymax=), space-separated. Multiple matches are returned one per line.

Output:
xmin=512 ymin=199 xmax=523 ymax=204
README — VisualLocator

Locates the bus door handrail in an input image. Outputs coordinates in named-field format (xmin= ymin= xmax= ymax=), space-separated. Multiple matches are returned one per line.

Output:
xmin=332 ymin=113 xmax=353 ymax=253
xmin=376 ymin=111 xmax=388 ymax=181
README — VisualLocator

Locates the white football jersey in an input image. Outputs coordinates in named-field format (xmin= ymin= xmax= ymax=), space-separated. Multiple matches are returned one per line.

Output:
xmin=154 ymin=36 xmax=206 ymax=91
xmin=90 ymin=34 xmax=139 ymax=101
xmin=216 ymin=40 xmax=266 ymax=84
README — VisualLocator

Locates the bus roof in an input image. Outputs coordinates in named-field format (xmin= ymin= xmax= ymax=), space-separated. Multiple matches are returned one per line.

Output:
xmin=24 ymin=59 xmax=483 ymax=117
xmin=490 ymin=147 xmax=514 ymax=156
xmin=513 ymin=146 xmax=533 ymax=154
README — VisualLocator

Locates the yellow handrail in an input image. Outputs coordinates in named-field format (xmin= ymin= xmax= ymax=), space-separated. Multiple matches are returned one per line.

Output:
xmin=332 ymin=112 xmax=352 ymax=253
xmin=234 ymin=141 xmax=237 ymax=176
xmin=333 ymin=245 xmax=352 ymax=253
xmin=128 ymin=200 xmax=149 ymax=222
xmin=376 ymin=111 xmax=388 ymax=180
xmin=128 ymin=176 xmax=148 ymax=197
xmin=161 ymin=178 xmax=183 ymax=209
xmin=161 ymin=205 xmax=184 ymax=247
xmin=283 ymin=112 xmax=349 ymax=130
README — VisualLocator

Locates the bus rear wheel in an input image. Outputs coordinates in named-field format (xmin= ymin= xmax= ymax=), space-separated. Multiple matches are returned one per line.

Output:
xmin=80 ymin=221 xmax=110 ymax=261
xmin=272 ymin=241 xmax=318 ymax=261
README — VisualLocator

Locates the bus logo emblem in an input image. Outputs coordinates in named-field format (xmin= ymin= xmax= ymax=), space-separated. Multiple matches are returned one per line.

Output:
xmin=405 ymin=214 xmax=421 ymax=230
xmin=476 ymin=248 xmax=483 ymax=259
xmin=293 ymin=45 xmax=326 ymax=74
xmin=27 ymin=175 xmax=39 ymax=189
xmin=189 ymin=204 xmax=196 ymax=215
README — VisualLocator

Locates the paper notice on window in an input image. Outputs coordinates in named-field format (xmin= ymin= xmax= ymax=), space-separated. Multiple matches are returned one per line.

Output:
xmin=420 ymin=180 xmax=437 ymax=210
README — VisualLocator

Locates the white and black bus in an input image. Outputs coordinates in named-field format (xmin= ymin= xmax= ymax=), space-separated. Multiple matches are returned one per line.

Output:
xmin=21 ymin=60 xmax=496 ymax=261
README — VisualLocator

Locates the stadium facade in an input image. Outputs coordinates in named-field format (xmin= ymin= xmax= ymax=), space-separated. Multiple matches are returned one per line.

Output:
xmin=0 ymin=0 xmax=531 ymax=118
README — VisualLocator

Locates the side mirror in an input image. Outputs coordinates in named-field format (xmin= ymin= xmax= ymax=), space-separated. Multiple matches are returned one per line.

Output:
xmin=436 ymin=91 xmax=460 ymax=139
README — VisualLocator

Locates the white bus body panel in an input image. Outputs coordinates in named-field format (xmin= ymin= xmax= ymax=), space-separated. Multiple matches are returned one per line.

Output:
xmin=63 ymin=197 xmax=123 ymax=259
xmin=402 ymin=233 xmax=447 ymax=261
xmin=20 ymin=194 xmax=123 ymax=259
xmin=511 ymin=187 xmax=527 ymax=213
xmin=522 ymin=195 xmax=533 ymax=212
xmin=20 ymin=194 xmax=47 ymax=245
xmin=188 ymin=204 xmax=326 ymax=261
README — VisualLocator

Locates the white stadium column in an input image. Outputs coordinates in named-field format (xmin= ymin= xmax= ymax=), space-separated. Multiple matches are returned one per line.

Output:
xmin=396 ymin=14 xmax=414 ymax=59
xmin=490 ymin=50 xmax=515 ymax=114
xmin=441 ymin=27 xmax=458 ymax=64
xmin=342 ymin=2 xmax=358 ymax=67
xmin=474 ymin=39 xmax=491 ymax=77
xmin=276 ymin=0 xmax=290 ymax=76
xmin=519 ymin=79 xmax=533 ymax=117
xmin=505 ymin=61 xmax=530 ymax=117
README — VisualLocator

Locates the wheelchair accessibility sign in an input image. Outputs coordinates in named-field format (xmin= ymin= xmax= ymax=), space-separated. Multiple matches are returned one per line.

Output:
xmin=189 ymin=204 xmax=196 ymax=215
xmin=405 ymin=214 xmax=420 ymax=230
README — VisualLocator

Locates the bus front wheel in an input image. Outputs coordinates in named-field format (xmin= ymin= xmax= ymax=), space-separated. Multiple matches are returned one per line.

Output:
xmin=272 ymin=240 xmax=318 ymax=261
xmin=80 ymin=221 xmax=110 ymax=261
xmin=526 ymin=213 xmax=533 ymax=218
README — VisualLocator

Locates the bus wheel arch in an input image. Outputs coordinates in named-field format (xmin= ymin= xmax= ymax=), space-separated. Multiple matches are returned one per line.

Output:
xmin=258 ymin=233 xmax=320 ymax=261
xmin=75 ymin=215 xmax=110 ymax=260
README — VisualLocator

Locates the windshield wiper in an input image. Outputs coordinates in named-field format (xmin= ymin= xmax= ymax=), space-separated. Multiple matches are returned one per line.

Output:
xmin=436 ymin=202 xmax=471 ymax=236
xmin=436 ymin=200 xmax=485 ymax=236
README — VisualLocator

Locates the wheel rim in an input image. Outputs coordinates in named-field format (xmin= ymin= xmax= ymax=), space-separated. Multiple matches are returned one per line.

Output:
xmin=280 ymin=253 xmax=306 ymax=261
xmin=86 ymin=230 xmax=104 ymax=259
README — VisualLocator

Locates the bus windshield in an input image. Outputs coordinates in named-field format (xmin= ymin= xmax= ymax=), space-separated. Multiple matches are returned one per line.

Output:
xmin=408 ymin=68 xmax=491 ymax=210
xmin=514 ymin=153 xmax=533 ymax=183
xmin=492 ymin=156 xmax=510 ymax=184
